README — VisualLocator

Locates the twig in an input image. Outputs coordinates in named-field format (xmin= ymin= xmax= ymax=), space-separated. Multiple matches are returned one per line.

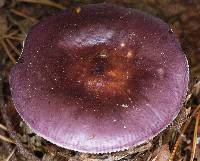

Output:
xmin=146 ymin=153 xmax=153 ymax=161
xmin=5 ymin=25 xmax=13 ymax=33
xmin=6 ymin=39 xmax=21 ymax=55
xmin=10 ymin=9 xmax=38 ymax=23
xmin=0 ymin=123 xmax=8 ymax=131
xmin=4 ymin=147 xmax=17 ymax=161
xmin=5 ymin=36 xmax=24 ymax=41
xmin=168 ymin=104 xmax=200 ymax=161
xmin=190 ymin=110 xmax=200 ymax=161
xmin=0 ymin=134 xmax=15 ymax=144
xmin=0 ymin=40 xmax=16 ymax=64
xmin=178 ymin=156 xmax=184 ymax=161
xmin=17 ymin=0 xmax=65 ymax=9
xmin=1 ymin=103 xmax=41 ymax=161
xmin=7 ymin=31 xmax=19 ymax=37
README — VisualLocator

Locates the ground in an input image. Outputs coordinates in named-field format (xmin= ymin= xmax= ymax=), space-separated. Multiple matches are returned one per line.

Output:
xmin=0 ymin=0 xmax=200 ymax=161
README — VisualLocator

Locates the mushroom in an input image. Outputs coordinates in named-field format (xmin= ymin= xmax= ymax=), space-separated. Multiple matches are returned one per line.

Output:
xmin=10 ymin=4 xmax=189 ymax=153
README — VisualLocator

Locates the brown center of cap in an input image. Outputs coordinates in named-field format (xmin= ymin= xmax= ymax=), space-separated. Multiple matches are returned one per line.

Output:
xmin=69 ymin=48 xmax=135 ymax=97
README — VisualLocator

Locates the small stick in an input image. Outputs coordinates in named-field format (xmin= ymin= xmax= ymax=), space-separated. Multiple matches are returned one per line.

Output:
xmin=18 ymin=0 xmax=65 ymax=9
xmin=10 ymin=9 xmax=38 ymax=22
xmin=4 ymin=147 xmax=17 ymax=161
xmin=178 ymin=156 xmax=184 ymax=161
xmin=168 ymin=105 xmax=200 ymax=161
xmin=5 ymin=36 xmax=24 ymax=41
xmin=1 ymin=40 xmax=16 ymax=64
xmin=6 ymin=30 xmax=19 ymax=37
xmin=190 ymin=110 xmax=200 ymax=161
xmin=1 ymin=103 xmax=41 ymax=161
xmin=0 ymin=134 xmax=15 ymax=144
xmin=6 ymin=39 xmax=21 ymax=55
xmin=0 ymin=123 xmax=8 ymax=131
xmin=146 ymin=154 xmax=153 ymax=161
xmin=5 ymin=25 xmax=12 ymax=33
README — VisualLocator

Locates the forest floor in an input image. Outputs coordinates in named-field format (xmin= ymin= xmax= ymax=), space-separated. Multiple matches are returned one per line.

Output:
xmin=0 ymin=0 xmax=200 ymax=161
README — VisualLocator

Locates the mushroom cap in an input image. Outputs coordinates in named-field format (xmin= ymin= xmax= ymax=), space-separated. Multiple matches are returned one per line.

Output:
xmin=10 ymin=4 xmax=189 ymax=153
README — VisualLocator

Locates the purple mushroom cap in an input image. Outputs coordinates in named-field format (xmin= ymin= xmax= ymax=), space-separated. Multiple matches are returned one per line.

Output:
xmin=10 ymin=4 xmax=189 ymax=153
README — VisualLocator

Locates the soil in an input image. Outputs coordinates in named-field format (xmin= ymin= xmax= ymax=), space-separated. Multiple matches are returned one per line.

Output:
xmin=0 ymin=0 xmax=200 ymax=161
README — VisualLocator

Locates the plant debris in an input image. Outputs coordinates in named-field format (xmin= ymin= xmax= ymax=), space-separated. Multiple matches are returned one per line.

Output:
xmin=0 ymin=0 xmax=200 ymax=160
